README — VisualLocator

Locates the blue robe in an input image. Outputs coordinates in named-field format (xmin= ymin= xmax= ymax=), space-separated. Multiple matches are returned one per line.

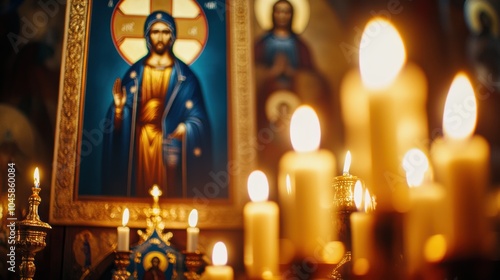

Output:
xmin=102 ymin=57 xmax=212 ymax=197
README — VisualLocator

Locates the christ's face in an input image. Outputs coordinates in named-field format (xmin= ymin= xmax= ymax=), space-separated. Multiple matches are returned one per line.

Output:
xmin=273 ymin=1 xmax=293 ymax=29
xmin=149 ymin=22 xmax=172 ymax=54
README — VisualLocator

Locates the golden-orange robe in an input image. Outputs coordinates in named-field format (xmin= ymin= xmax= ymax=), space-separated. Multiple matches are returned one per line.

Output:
xmin=136 ymin=65 xmax=172 ymax=196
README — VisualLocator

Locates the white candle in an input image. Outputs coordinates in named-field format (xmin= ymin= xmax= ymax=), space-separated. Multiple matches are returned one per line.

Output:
xmin=117 ymin=208 xmax=130 ymax=251
xmin=345 ymin=17 xmax=428 ymax=211
xmin=278 ymin=105 xmax=336 ymax=259
xmin=244 ymin=170 xmax=279 ymax=279
xmin=186 ymin=209 xmax=199 ymax=252
xmin=34 ymin=167 xmax=40 ymax=188
xmin=350 ymin=181 xmax=376 ymax=276
xmin=204 ymin=242 xmax=233 ymax=280
xmin=402 ymin=148 xmax=445 ymax=276
xmin=430 ymin=72 xmax=490 ymax=257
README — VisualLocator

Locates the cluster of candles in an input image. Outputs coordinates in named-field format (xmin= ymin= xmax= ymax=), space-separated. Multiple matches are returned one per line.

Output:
xmin=114 ymin=15 xmax=493 ymax=279
xmin=241 ymin=16 xmax=492 ymax=279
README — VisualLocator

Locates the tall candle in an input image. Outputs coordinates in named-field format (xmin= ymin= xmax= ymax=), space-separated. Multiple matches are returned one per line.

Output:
xmin=117 ymin=208 xmax=130 ymax=251
xmin=204 ymin=242 xmax=234 ymax=280
xmin=350 ymin=181 xmax=376 ymax=276
xmin=186 ymin=209 xmax=199 ymax=252
xmin=340 ymin=71 xmax=372 ymax=184
xmin=34 ymin=167 xmax=40 ymax=188
xmin=244 ymin=170 xmax=279 ymax=279
xmin=430 ymin=72 xmax=490 ymax=257
xmin=402 ymin=148 xmax=445 ymax=276
xmin=278 ymin=105 xmax=336 ymax=259
xmin=342 ymin=17 xmax=428 ymax=211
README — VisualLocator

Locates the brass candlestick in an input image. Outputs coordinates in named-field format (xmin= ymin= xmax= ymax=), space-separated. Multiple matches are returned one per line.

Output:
xmin=112 ymin=250 xmax=132 ymax=280
xmin=183 ymin=251 xmax=205 ymax=280
xmin=329 ymin=173 xmax=359 ymax=280
xmin=333 ymin=173 xmax=358 ymax=250
xmin=16 ymin=186 xmax=52 ymax=280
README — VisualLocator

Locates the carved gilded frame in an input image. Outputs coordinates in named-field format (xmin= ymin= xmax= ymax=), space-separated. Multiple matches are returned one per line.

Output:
xmin=50 ymin=0 xmax=255 ymax=228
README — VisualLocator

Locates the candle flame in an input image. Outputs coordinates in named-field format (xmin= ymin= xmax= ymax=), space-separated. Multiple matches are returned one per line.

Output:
xmin=248 ymin=170 xmax=269 ymax=202
xmin=122 ymin=208 xmax=129 ymax=227
xmin=343 ymin=151 xmax=352 ymax=175
xmin=34 ymin=167 xmax=40 ymax=188
xmin=359 ymin=17 xmax=406 ymax=89
xmin=364 ymin=189 xmax=372 ymax=213
xmin=290 ymin=105 xmax=321 ymax=152
xmin=212 ymin=241 xmax=228 ymax=266
xmin=353 ymin=180 xmax=363 ymax=211
xmin=188 ymin=209 xmax=198 ymax=228
xmin=443 ymin=72 xmax=477 ymax=140
xmin=402 ymin=148 xmax=429 ymax=188
xmin=286 ymin=174 xmax=292 ymax=195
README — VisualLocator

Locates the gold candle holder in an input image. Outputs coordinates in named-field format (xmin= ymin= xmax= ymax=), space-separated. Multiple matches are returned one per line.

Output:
xmin=183 ymin=251 xmax=205 ymax=280
xmin=16 ymin=186 xmax=52 ymax=280
xmin=112 ymin=250 xmax=132 ymax=280
xmin=329 ymin=173 xmax=359 ymax=280
xmin=333 ymin=173 xmax=358 ymax=249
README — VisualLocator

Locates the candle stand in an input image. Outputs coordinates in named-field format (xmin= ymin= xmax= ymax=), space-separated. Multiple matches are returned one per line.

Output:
xmin=183 ymin=251 xmax=205 ymax=280
xmin=112 ymin=250 xmax=132 ymax=280
xmin=16 ymin=186 xmax=51 ymax=280
xmin=329 ymin=174 xmax=357 ymax=279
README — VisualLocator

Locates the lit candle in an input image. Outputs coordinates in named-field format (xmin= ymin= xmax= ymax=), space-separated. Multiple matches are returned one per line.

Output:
xmin=402 ymin=148 xmax=445 ymax=276
xmin=204 ymin=242 xmax=234 ymax=280
xmin=186 ymin=209 xmax=199 ymax=252
xmin=343 ymin=17 xmax=428 ymax=211
xmin=34 ymin=167 xmax=40 ymax=188
xmin=278 ymin=105 xmax=336 ymax=259
xmin=117 ymin=208 xmax=130 ymax=251
xmin=333 ymin=151 xmax=359 ymax=250
xmin=334 ymin=151 xmax=359 ymax=208
xmin=350 ymin=181 xmax=376 ymax=276
xmin=340 ymin=73 xmax=372 ymax=184
xmin=244 ymin=170 xmax=279 ymax=279
xmin=430 ymin=72 xmax=490 ymax=257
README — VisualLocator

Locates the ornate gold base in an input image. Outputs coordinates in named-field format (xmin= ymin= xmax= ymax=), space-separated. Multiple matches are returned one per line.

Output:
xmin=16 ymin=229 xmax=49 ymax=280
xmin=16 ymin=186 xmax=51 ymax=280
xmin=183 ymin=251 xmax=205 ymax=280
xmin=113 ymin=251 xmax=132 ymax=280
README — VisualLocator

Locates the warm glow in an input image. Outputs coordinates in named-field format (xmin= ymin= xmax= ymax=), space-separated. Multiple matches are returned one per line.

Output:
xmin=424 ymin=234 xmax=447 ymax=263
xmin=364 ymin=189 xmax=372 ymax=213
xmin=212 ymin=241 xmax=228 ymax=266
xmin=122 ymin=208 xmax=129 ymax=227
xmin=290 ymin=105 xmax=321 ymax=152
xmin=343 ymin=151 xmax=352 ymax=175
xmin=322 ymin=241 xmax=345 ymax=264
xmin=442 ymin=72 xmax=477 ymax=140
xmin=286 ymin=174 xmax=292 ymax=195
xmin=353 ymin=258 xmax=370 ymax=276
xmin=247 ymin=170 xmax=269 ymax=202
xmin=34 ymin=167 xmax=40 ymax=188
xmin=402 ymin=148 xmax=429 ymax=188
xmin=150 ymin=184 xmax=162 ymax=202
xmin=188 ymin=209 xmax=198 ymax=228
xmin=359 ymin=18 xmax=406 ymax=89
xmin=353 ymin=180 xmax=363 ymax=211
